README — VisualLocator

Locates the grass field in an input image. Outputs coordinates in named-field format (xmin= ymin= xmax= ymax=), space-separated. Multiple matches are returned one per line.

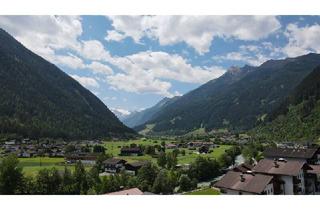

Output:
xmin=103 ymin=139 xmax=232 ymax=164
xmin=184 ymin=188 xmax=220 ymax=195
xmin=15 ymin=157 xmax=91 ymax=176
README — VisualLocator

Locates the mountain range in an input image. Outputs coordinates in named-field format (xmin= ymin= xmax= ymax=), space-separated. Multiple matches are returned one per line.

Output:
xmin=134 ymin=53 xmax=320 ymax=136
xmin=0 ymin=28 xmax=135 ymax=139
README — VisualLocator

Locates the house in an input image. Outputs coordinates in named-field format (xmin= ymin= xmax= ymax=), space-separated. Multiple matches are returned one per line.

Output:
xmin=125 ymin=161 xmax=149 ymax=175
xmin=214 ymin=171 xmax=274 ymax=195
xmin=120 ymin=147 xmax=143 ymax=156
xmin=65 ymin=155 xmax=97 ymax=165
xmin=165 ymin=143 xmax=177 ymax=149
xmin=253 ymin=158 xmax=311 ymax=195
xmin=263 ymin=147 xmax=320 ymax=164
xmin=105 ymin=188 xmax=144 ymax=195
xmin=103 ymin=158 xmax=127 ymax=173
xmin=232 ymin=163 xmax=254 ymax=173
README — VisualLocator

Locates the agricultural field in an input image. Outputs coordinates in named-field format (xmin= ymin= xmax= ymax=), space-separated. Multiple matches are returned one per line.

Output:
xmin=103 ymin=139 xmax=232 ymax=164
xmin=13 ymin=157 xmax=91 ymax=176
xmin=184 ymin=188 xmax=220 ymax=195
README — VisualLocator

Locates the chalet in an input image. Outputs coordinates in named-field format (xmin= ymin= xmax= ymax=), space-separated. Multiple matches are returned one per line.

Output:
xmin=120 ymin=147 xmax=143 ymax=156
xmin=165 ymin=143 xmax=177 ymax=149
xmin=232 ymin=163 xmax=254 ymax=173
xmin=103 ymin=158 xmax=127 ymax=173
xmin=214 ymin=171 xmax=274 ymax=195
xmin=105 ymin=188 xmax=144 ymax=195
xmin=253 ymin=159 xmax=311 ymax=195
xmin=65 ymin=154 xmax=97 ymax=165
xmin=263 ymin=147 xmax=320 ymax=164
xmin=125 ymin=161 xmax=149 ymax=175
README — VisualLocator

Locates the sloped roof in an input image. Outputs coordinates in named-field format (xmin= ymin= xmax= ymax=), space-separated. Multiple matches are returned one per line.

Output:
xmin=263 ymin=147 xmax=319 ymax=159
xmin=103 ymin=158 xmax=126 ymax=165
xmin=214 ymin=171 xmax=273 ymax=194
xmin=253 ymin=159 xmax=307 ymax=176
xmin=307 ymin=164 xmax=320 ymax=174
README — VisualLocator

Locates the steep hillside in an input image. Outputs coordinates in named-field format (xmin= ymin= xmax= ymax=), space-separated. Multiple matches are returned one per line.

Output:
xmin=123 ymin=96 xmax=180 ymax=128
xmin=253 ymin=65 xmax=320 ymax=141
xmin=137 ymin=53 xmax=320 ymax=135
xmin=0 ymin=28 xmax=135 ymax=139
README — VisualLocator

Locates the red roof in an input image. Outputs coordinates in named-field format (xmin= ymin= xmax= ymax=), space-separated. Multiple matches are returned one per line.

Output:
xmin=106 ymin=188 xmax=144 ymax=195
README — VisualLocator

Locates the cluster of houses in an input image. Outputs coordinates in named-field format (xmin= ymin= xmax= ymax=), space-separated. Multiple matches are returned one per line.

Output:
xmin=165 ymin=141 xmax=218 ymax=154
xmin=214 ymin=146 xmax=320 ymax=195
xmin=0 ymin=139 xmax=103 ymax=158
xmin=99 ymin=158 xmax=149 ymax=176
xmin=0 ymin=139 xmax=66 ymax=158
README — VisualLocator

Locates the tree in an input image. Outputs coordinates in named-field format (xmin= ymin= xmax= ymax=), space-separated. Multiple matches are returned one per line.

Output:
xmin=93 ymin=145 xmax=105 ymax=154
xmin=137 ymin=163 xmax=159 ymax=191
xmin=152 ymin=169 xmax=174 ymax=194
xmin=179 ymin=174 xmax=192 ymax=192
xmin=0 ymin=154 xmax=23 ymax=194
xmin=61 ymin=167 xmax=75 ymax=194
xmin=157 ymin=152 xmax=167 ymax=168
xmin=166 ymin=152 xmax=177 ymax=169
xmin=188 ymin=157 xmax=220 ymax=181
xmin=35 ymin=168 xmax=62 ymax=194
xmin=74 ymin=161 xmax=89 ymax=194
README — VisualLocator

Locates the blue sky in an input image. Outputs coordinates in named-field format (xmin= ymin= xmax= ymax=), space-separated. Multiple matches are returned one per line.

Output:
xmin=0 ymin=15 xmax=320 ymax=116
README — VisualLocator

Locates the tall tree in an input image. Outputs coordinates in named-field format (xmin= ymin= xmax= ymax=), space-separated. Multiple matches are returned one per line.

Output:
xmin=157 ymin=152 xmax=167 ymax=168
xmin=0 ymin=154 xmax=23 ymax=194
xmin=74 ymin=161 xmax=89 ymax=194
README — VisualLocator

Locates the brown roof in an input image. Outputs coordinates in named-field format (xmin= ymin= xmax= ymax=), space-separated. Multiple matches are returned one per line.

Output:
xmin=214 ymin=171 xmax=273 ymax=194
xmin=307 ymin=165 xmax=320 ymax=174
xmin=263 ymin=147 xmax=319 ymax=159
xmin=106 ymin=188 xmax=144 ymax=195
xmin=103 ymin=158 xmax=126 ymax=165
xmin=233 ymin=163 xmax=254 ymax=173
xmin=253 ymin=159 xmax=307 ymax=176
xmin=126 ymin=161 xmax=149 ymax=168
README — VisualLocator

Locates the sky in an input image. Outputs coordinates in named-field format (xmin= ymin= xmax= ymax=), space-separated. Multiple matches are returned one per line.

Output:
xmin=0 ymin=15 xmax=320 ymax=116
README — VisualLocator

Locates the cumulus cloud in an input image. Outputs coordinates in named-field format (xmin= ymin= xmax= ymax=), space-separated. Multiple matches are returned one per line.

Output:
xmin=106 ymin=51 xmax=226 ymax=97
xmin=78 ymin=40 xmax=112 ymax=61
xmin=110 ymin=108 xmax=131 ymax=116
xmin=105 ymin=30 xmax=126 ymax=42
xmin=283 ymin=23 xmax=320 ymax=57
xmin=0 ymin=16 xmax=82 ymax=61
xmin=106 ymin=16 xmax=281 ymax=54
xmin=86 ymin=61 xmax=113 ymax=75
xmin=71 ymin=75 xmax=100 ymax=88
xmin=213 ymin=42 xmax=283 ymax=66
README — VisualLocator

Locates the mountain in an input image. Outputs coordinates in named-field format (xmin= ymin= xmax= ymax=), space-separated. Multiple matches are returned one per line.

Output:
xmin=253 ymin=65 xmax=320 ymax=141
xmin=110 ymin=108 xmax=131 ymax=121
xmin=137 ymin=53 xmax=320 ymax=135
xmin=122 ymin=96 xmax=180 ymax=128
xmin=0 ymin=28 xmax=135 ymax=139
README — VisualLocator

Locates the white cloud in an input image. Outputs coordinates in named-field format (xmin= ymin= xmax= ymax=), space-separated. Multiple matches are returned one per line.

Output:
xmin=53 ymin=54 xmax=86 ymax=69
xmin=106 ymin=51 xmax=226 ymax=97
xmin=213 ymin=42 xmax=283 ymax=66
xmin=0 ymin=16 xmax=82 ymax=61
xmin=87 ymin=61 xmax=113 ymax=75
xmin=283 ymin=23 xmax=320 ymax=57
xmin=71 ymin=75 xmax=100 ymax=88
xmin=105 ymin=30 xmax=126 ymax=42
xmin=106 ymin=16 xmax=281 ymax=54
xmin=78 ymin=40 xmax=112 ymax=61
xmin=110 ymin=108 xmax=131 ymax=116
